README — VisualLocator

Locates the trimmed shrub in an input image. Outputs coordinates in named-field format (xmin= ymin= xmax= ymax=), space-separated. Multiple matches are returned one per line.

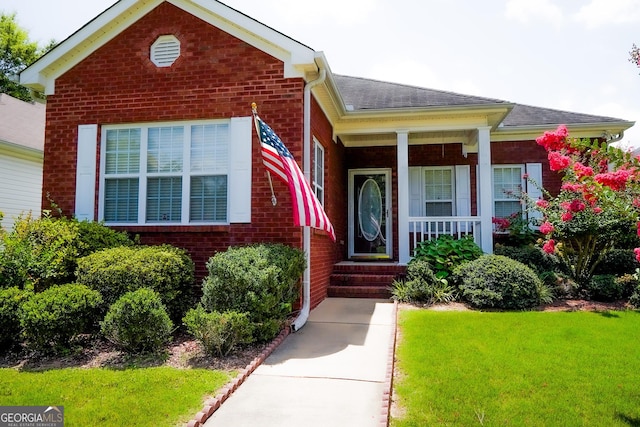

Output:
xmin=453 ymin=255 xmax=545 ymax=310
xmin=0 ymin=287 xmax=31 ymax=351
xmin=0 ymin=214 xmax=79 ymax=291
xmin=391 ymin=259 xmax=456 ymax=304
xmin=183 ymin=306 xmax=253 ymax=356
xmin=19 ymin=284 xmax=103 ymax=353
xmin=201 ymin=243 xmax=306 ymax=342
xmin=77 ymin=245 xmax=195 ymax=322
xmin=101 ymin=288 xmax=173 ymax=354
xmin=75 ymin=220 xmax=135 ymax=259
xmin=593 ymin=249 xmax=640 ymax=276
xmin=0 ymin=215 xmax=134 ymax=291
xmin=413 ymin=235 xmax=482 ymax=280
xmin=587 ymin=274 xmax=631 ymax=302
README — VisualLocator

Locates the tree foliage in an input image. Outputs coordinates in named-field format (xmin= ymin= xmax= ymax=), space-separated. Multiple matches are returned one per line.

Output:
xmin=0 ymin=12 xmax=53 ymax=101
xmin=525 ymin=125 xmax=640 ymax=286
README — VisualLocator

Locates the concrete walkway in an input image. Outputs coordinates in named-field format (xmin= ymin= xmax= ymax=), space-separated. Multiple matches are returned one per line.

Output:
xmin=202 ymin=298 xmax=396 ymax=427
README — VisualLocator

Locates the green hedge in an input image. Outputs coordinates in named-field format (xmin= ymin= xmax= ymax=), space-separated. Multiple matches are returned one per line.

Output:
xmin=19 ymin=283 xmax=103 ymax=353
xmin=201 ymin=243 xmax=305 ymax=342
xmin=77 ymin=245 xmax=195 ymax=321
xmin=183 ymin=307 xmax=253 ymax=356
xmin=0 ymin=215 xmax=133 ymax=291
xmin=101 ymin=288 xmax=173 ymax=354
xmin=453 ymin=255 xmax=546 ymax=310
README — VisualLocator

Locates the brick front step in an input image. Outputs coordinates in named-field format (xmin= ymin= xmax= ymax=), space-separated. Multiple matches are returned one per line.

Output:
xmin=327 ymin=284 xmax=392 ymax=299
xmin=327 ymin=262 xmax=406 ymax=299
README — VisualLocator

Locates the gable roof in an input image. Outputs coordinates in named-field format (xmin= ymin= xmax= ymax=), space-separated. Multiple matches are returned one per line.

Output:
xmin=0 ymin=94 xmax=45 ymax=153
xmin=20 ymin=0 xmax=318 ymax=95
xmin=19 ymin=0 xmax=634 ymax=139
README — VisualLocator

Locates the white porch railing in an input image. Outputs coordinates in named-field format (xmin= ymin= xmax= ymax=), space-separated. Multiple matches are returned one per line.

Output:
xmin=408 ymin=216 xmax=482 ymax=256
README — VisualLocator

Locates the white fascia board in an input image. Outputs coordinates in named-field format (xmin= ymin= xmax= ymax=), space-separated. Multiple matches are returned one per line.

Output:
xmin=492 ymin=121 xmax=636 ymax=142
xmin=21 ymin=0 xmax=159 ymax=95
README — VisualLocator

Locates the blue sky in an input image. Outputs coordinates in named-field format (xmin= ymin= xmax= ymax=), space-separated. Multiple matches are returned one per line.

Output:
xmin=4 ymin=0 xmax=640 ymax=147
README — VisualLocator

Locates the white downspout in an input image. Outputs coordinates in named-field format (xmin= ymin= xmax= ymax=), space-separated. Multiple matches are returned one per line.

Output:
xmin=291 ymin=66 xmax=326 ymax=332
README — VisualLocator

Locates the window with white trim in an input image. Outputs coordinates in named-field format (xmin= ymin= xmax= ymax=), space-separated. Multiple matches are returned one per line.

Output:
xmin=492 ymin=165 xmax=525 ymax=220
xmin=101 ymin=121 xmax=229 ymax=224
xmin=424 ymin=167 xmax=454 ymax=216
xmin=313 ymin=139 xmax=325 ymax=205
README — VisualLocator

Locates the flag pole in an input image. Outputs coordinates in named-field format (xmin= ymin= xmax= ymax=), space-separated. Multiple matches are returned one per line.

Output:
xmin=252 ymin=103 xmax=277 ymax=206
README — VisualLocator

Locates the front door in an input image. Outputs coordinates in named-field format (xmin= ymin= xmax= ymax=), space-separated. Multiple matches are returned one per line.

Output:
xmin=348 ymin=169 xmax=392 ymax=259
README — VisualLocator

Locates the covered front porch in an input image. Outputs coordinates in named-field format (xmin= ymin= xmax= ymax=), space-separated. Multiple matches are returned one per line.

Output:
xmin=342 ymin=126 xmax=496 ymax=265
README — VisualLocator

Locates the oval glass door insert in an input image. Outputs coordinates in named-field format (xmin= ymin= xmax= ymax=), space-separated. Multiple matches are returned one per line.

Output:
xmin=358 ymin=178 xmax=383 ymax=242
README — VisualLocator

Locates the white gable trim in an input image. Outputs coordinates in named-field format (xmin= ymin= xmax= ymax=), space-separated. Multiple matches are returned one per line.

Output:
xmin=21 ymin=0 xmax=316 ymax=95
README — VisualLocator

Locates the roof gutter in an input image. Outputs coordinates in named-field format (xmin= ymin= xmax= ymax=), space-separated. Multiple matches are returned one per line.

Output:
xmin=291 ymin=64 xmax=326 ymax=332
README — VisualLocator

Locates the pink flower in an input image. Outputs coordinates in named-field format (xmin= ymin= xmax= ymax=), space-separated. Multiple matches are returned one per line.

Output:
xmin=561 ymin=211 xmax=573 ymax=222
xmin=536 ymin=125 xmax=569 ymax=152
xmin=492 ymin=217 xmax=510 ymax=230
xmin=540 ymin=221 xmax=555 ymax=235
xmin=593 ymin=207 xmax=602 ymax=214
xmin=543 ymin=240 xmax=556 ymax=254
xmin=569 ymin=200 xmax=586 ymax=212
xmin=635 ymin=248 xmax=640 ymax=263
xmin=573 ymin=162 xmax=594 ymax=178
xmin=536 ymin=199 xmax=550 ymax=209
xmin=562 ymin=183 xmax=583 ymax=193
xmin=522 ymin=173 xmax=529 ymax=179
xmin=594 ymin=169 xmax=632 ymax=191
xmin=548 ymin=151 xmax=571 ymax=171
xmin=637 ymin=221 xmax=640 ymax=237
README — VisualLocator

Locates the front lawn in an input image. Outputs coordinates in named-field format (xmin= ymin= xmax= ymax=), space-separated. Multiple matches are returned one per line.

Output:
xmin=392 ymin=309 xmax=640 ymax=426
xmin=0 ymin=367 xmax=231 ymax=426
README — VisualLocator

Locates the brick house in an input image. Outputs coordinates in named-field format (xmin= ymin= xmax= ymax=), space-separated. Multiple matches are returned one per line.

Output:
xmin=20 ymin=0 xmax=634 ymax=321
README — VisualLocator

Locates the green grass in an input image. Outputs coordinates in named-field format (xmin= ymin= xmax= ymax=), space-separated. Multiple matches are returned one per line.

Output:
xmin=392 ymin=310 xmax=640 ymax=426
xmin=0 ymin=367 xmax=232 ymax=426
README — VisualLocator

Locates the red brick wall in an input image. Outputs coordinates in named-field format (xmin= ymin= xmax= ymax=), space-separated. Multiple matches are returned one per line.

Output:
xmin=42 ymin=3 xmax=345 ymax=295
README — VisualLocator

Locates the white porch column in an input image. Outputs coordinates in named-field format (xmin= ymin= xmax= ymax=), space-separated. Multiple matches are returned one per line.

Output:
xmin=397 ymin=131 xmax=410 ymax=264
xmin=477 ymin=126 xmax=494 ymax=253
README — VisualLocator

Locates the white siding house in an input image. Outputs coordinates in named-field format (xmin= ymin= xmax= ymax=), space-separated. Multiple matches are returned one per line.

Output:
xmin=0 ymin=94 xmax=45 ymax=231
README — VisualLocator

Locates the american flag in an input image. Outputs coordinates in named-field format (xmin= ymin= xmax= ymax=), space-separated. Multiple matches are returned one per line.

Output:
xmin=254 ymin=114 xmax=336 ymax=242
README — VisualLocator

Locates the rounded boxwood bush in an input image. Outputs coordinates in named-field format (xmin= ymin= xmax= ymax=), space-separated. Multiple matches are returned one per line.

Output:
xmin=101 ymin=288 xmax=173 ymax=354
xmin=76 ymin=244 xmax=195 ymax=322
xmin=201 ymin=243 xmax=305 ymax=342
xmin=19 ymin=283 xmax=103 ymax=353
xmin=0 ymin=287 xmax=32 ymax=351
xmin=183 ymin=306 xmax=253 ymax=357
xmin=453 ymin=254 xmax=544 ymax=310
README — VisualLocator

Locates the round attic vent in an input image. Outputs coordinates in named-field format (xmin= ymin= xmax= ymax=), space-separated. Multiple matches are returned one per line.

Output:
xmin=151 ymin=35 xmax=180 ymax=67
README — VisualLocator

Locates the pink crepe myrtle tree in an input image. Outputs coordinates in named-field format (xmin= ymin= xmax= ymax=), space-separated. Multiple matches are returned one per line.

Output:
xmin=630 ymin=44 xmax=640 ymax=72
xmin=522 ymin=125 xmax=640 ymax=285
